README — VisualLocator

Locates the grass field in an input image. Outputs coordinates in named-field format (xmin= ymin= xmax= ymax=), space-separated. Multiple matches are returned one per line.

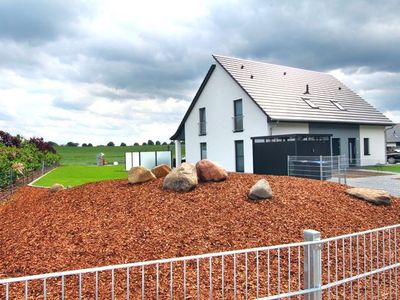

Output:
xmin=33 ymin=165 xmax=127 ymax=187
xmin=55 ymin=144 xmax=185 ymax=165
xmin=365 ymin=164 xmax=400 ymax=173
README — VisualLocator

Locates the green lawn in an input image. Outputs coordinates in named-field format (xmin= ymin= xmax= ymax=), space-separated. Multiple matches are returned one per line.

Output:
xmin=55 ymin=144 xmax=185 ymax=165
xmin=365 ymin=164 xmax=400 ymax=173
xmin=32 ymin=165 xmax=127 ymax=187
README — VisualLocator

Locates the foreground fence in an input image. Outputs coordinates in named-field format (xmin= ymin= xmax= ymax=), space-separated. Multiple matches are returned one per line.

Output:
xmin=0 ymin=162 xmax=57 ymax=201
xmin=1 ymin=224 xmax=399 ymax=299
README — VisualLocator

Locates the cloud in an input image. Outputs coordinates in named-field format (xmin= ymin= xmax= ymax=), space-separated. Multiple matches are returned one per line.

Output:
xmin=0 ymin=0 xmax=399 ymax=144
xmin=0 ymin=0 xmax=93 ymax=43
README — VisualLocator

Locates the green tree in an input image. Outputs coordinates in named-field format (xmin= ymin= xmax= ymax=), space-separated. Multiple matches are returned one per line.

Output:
xmin=147 ymin=140 xmax=154 ymax=145
xmin=120 ymin=142 xmax=127 ymax=147
xmin=107 ymin=141 xmax=115 ymax=147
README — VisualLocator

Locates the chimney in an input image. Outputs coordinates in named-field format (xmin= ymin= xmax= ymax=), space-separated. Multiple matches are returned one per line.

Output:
xmin=304 ymin=84 xmax=310 ymax=94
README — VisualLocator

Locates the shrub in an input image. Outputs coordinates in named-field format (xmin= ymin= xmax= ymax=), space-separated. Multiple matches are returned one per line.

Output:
xmin=0 ymin=131 xmax=61 ymax=188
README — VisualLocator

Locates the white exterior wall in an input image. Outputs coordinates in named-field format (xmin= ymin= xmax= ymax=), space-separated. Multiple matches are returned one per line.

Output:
xmin=270 ymin=122 xmax=309 ymax=135
xmin=184 ymin=63 xmax=269 ymax=173
xmin=359 ymin=125 xmax=386 ymax=165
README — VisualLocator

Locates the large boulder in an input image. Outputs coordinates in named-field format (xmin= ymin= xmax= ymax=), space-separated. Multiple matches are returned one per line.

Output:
xmin=128 ymin=166 xmax=156 ymax=184
xmin=196 ymin=159 xmax=228 ymax=182
xmin=163 ymin=163 xmax=198 ymax=192
xmin=151 ymin=164 xmax=172 ymax=178
xmin=346 ymin=187 xmax=392 ymax=205
xmin=248 ymin=179 xmax=273 ymax=200
xmin=49 ymin=183 xmax=65 ymax=193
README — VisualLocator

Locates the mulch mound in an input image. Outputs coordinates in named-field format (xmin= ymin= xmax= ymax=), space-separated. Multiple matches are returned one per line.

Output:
xmin=0 ymin=173 xmax=399 ymax=298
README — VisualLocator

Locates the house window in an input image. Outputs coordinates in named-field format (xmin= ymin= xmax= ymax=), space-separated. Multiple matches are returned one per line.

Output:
xmin=199 ymin=107 xmax=206 ymax=135
xmin=332 ymin=138 xmax=341 ymax=156
xmin=233 ymin=99 xmax=243 ymax=132
xmin=302 ymin=97 xmax=319 ymax=109
xmin=332 ymin=101 xmax=346 ymax=111
xmin=235 ymin=140 xmax=244 ymax=172
xmin=364 ymin=138 xmax=370 ymax=155
xmin=200 ymin=142 xmax=207 ymax=160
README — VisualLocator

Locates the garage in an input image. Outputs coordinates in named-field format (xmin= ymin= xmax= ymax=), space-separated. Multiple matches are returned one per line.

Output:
xmin=252 ymin=134 xmax=332 ymax=175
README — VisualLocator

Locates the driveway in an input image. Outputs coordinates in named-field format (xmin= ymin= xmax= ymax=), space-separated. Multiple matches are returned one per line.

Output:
xmin=341 ymin=172 xmax=400 ymax=197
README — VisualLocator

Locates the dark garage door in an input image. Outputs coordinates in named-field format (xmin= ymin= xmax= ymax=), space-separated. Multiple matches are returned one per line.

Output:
xmin=252 ymin=134 xmax=332 ymax=175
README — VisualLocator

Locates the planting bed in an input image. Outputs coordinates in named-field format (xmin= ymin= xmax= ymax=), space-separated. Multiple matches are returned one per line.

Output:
xmin=0 ymin=173 xmax=399 ymax=298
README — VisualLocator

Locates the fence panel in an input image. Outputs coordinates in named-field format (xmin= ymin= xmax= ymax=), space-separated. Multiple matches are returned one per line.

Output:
xmin=0 ymin=161 xmax=57 ymax=202
xmin=1 ymin=224 xmax=399 ymax=299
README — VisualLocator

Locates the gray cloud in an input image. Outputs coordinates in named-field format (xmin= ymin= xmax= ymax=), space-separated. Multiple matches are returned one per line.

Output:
xmin=0 ymin=0 xmax=92 ymax=43
xmin=1 ymin=0 xmax=399 ymax=143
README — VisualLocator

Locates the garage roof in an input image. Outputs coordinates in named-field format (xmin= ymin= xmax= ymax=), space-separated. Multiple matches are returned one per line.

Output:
xmin=213 ymin=55 xmax=393 ymax=126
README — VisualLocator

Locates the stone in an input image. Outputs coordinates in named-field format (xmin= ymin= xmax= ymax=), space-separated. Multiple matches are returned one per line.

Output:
xmin=128 ymin=166 xmax=156 ymax=184
xmin=151 ymin=164 xmax=172 ymax=178
xmin=49 ymin=183 xmax=65 ymax=193
xmin=163 ymin=163 xmax=198 ymax=192
xmin=196 ymin=159 xmax=228 ymax=182
xmin=248 ymin=179 xmax=273 ymax=200
xmin=346 ymin=187 xmax=392 ymax=205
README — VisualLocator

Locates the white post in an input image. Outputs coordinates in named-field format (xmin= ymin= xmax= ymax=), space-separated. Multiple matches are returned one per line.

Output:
xmin=287 ymin=156 xmax=290 ymax=176
xmin=174 ymin=140 xmax=182 ymax=167
xmin=304 ymin=229 xmax=322 ymax=300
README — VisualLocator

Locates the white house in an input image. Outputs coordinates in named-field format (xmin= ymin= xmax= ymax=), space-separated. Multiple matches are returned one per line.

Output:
xmin=171 ymin=55 xmax=393 ymax=173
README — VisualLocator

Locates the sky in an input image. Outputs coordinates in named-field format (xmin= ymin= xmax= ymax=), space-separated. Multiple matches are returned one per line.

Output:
xmin=0 ymin=0 xmax=399 ymax=145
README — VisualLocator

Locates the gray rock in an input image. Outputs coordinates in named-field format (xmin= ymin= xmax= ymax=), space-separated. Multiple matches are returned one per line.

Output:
xmin=163 ymin=163 xmax=198 ymax=192
xmin=248 ymin=179 xmax=273 ymax=200
xmin=346 ymin=187 xmax=392 ymax=205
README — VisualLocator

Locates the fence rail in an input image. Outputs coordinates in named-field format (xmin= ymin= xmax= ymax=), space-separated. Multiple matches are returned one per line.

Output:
xmin=1 ymin=224 xmax=399 ymax=299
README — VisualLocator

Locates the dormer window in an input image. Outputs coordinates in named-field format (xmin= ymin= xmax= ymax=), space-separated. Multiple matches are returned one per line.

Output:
xmin=332 ymin=101 xmax=346 ymax=111
xmin=302 ymin=97 xmax=319 ymax=109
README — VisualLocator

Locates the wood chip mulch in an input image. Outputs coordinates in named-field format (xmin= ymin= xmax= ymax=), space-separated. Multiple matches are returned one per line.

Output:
xmin=0 ymin=173 xmax=399 ymax=299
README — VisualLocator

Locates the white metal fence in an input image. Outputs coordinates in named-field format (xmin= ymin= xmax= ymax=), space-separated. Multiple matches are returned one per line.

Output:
xmin=1 ymin=224 xmax=399 ymax=299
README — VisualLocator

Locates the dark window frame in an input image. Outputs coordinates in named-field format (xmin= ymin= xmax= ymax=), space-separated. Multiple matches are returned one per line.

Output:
xmin=200 ymin=142 xmax=207 ymax=160
xmin=233 ymin=99 xmax=244 ymax=132
xmin=199 ymin=107 xmax=206 ymax=136
xmin=235 ymin=140 xmax=245 ymax=172
xmin=364 ymin=138 xmax=370 ymax=156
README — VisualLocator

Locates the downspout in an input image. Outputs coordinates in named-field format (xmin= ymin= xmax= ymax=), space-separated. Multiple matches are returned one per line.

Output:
xmin=269 ymin=120 xmax=279 ymax=135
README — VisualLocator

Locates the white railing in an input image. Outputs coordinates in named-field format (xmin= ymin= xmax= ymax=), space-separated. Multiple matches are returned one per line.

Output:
xmin=1 ymin=224 xmax=399 ymax=299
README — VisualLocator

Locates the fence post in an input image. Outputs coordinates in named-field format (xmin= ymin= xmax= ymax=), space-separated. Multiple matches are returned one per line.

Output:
xmin=304 ymin=229 xmax=322 ymax=300
xmin=319 ymin=155 xmax=323 ymax=180
xmin=287 ymin=156 xmax=290 ymax=176
xmin=41 ymin=160 xmax=45 ymax=175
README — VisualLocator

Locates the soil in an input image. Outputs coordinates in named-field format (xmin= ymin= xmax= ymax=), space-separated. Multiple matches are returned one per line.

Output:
xmin=0 ymin=173 xmax=399 ymax=299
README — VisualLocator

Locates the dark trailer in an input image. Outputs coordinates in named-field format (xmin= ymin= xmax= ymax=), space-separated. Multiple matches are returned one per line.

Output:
xmin=252 ymin=134 xmax=332 ymax=175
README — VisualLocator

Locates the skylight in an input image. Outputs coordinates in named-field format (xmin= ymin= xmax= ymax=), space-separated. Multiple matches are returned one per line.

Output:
xmin=302 ymin=98 xmax=319 ymax=109
xmin=332 ymin=101 xmax=346 ymax=111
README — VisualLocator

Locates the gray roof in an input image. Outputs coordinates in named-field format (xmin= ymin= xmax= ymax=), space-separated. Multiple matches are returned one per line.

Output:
xmin=386 ymin=124 xmax=400 ymax=142
xmin=213 ymin=55 xmax=393 ymax=125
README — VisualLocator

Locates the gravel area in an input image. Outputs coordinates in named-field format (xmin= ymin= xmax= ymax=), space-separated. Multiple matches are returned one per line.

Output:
xmin=1 ymin=173 xmax=399 ymax=298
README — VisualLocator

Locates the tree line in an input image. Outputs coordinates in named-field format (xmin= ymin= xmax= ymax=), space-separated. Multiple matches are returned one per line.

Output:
xmin=60 ymin=140 xmax=179 ymax=147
